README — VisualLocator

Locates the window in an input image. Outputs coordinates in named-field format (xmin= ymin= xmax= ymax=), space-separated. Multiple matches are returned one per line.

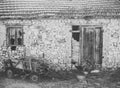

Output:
xmin=6 ymin=26 xmax=23 ymax=46
xmin=72 ymin=25 xmax=80 ymax=41
xmin=72 ymin=26 xmax=79 ymax=31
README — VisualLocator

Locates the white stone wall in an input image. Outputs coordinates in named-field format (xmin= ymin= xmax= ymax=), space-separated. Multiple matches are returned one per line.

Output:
xmin=72 ymin=38 xmax=79 ymax=63
xmin=88 ymin=19 xmax=120 ymax=68
xmin=64 ymin=19 xmax=120 ymax=69
xmin=0 ymin=22 xmax=6 ymax=47
xmin=23 ymin=20 xmax=72 ymax=70
xmin=0 ymin=22 xmax=6 ymax=61
xmin=1 ymin=19 xmax=120 ymax=70
xmin=23 ymin=19 xmax=120 ymax=69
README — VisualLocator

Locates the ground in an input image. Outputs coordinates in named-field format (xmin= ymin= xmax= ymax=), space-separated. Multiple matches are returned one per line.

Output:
xmin=0 ymin=69 xmax=120 ymax=88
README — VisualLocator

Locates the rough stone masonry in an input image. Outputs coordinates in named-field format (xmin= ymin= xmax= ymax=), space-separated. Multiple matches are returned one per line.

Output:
xmin=0 ymin=19 xmax=120 ymax=71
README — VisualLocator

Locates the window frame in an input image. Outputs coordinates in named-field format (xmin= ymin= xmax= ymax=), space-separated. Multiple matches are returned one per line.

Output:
xmin=6 ymin=25 xmax=24 ymax=47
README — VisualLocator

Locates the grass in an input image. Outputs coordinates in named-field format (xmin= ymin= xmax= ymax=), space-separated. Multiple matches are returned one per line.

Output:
xmin=0 ymin=68 xmax=120 ymax=88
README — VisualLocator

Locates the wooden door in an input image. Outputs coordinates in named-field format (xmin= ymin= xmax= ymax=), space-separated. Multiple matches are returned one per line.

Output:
xmin=79 ymin=26 xmax=103 ymax=70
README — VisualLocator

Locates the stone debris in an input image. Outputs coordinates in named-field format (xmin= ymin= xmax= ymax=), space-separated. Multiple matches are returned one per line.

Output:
xmin=91 ymin=70 xmax=100 ymax=73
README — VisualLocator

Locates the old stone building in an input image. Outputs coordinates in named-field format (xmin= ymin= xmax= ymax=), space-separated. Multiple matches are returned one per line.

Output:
xmin=0 ymin=0 xmax=120 ymax=71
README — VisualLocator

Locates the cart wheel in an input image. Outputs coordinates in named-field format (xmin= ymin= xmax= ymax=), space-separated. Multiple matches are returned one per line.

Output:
xmin=6 ymin=69 xmax=13 ymax=78
xmin=30 ymin=74 xmax=39 ymax=82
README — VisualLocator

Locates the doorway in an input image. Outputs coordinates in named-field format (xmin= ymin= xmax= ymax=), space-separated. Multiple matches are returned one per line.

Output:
xmin=79 ymin=26 xmax=103 ymax=70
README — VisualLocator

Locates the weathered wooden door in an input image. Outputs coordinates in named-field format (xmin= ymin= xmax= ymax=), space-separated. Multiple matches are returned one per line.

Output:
xmin=79 ymin=26 xmax=103 ymax=70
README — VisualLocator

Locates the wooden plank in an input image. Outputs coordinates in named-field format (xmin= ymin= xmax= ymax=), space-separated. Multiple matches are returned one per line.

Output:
xmin=81 ymin=27 xmax=84 ymax=65
xmin=93 ymin=28 xmax=96 ymax=67
xmin=29 ymin=59 xmax=32 ymax=70
xmin=95 ymin=28 xmax=100 ymax=65
xmin=99 ymin=28 xmax=103 ymax=65
xmin=78 ymin=25 xmax=103 ymax=70
xmin=78 ymin=26 xmax=81 ymax=65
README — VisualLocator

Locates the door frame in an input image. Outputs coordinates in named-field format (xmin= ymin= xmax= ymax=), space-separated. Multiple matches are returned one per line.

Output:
xmin=79 ymin=25 xmax=103 ymax=69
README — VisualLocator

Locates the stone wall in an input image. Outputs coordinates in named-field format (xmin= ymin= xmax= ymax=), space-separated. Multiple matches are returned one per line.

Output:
xmin=88 ymin=19 xmax=120 ymax=69
xmin=0 ymin=22 xmax=6 ymax=48
xmin=23 ymin=20 xmax=72 ymax=71
xmin=0 ymin=22 xmax=6 ymax=61
xmin=67 ymin=19 xmax=120 ymax=69
xmin=0 ymin=19 xmax=120 ymax=70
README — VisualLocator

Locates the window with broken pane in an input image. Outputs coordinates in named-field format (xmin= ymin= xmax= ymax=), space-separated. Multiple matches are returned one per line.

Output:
xmin=7 ymin=26 xmax=23 ymax=46
xmin=72 ymin=25 xmax=80 ymax=41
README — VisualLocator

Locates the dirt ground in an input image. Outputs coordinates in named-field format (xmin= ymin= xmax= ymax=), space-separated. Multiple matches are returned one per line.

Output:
xmin=0 ymin=69 xmax=120 ymax=88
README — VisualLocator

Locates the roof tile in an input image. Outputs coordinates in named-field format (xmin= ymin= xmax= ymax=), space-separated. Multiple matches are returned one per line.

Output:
xmin=0 ymin=0 xmax=120 ymax=19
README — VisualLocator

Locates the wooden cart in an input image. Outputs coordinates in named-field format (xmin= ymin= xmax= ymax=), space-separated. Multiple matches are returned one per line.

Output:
xmin=3 ymin=58 xmax=49 ymax=82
